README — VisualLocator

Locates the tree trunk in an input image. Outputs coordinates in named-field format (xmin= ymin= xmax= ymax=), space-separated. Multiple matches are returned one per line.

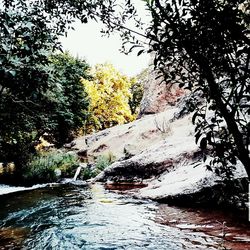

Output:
xmin=198 ymin=57 xmax=250 ymax=178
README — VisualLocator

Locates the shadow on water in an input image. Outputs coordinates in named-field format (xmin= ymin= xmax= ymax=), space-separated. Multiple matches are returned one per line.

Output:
xmin=0 ymin=184 xmax=249 ymax=250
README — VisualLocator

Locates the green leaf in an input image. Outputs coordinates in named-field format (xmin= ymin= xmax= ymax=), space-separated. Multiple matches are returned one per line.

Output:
xmin=137 ymin=50 xmax=144 ymax=56
xmin=200 ymin=138 xmax=207 ymax=150
xmin=25 ymin=22 xmax=34 ymax=30
xmin=9 ymin=70 xmax=16 ymax=77
xmin=2 ymin=44 xmax=8 ymax=52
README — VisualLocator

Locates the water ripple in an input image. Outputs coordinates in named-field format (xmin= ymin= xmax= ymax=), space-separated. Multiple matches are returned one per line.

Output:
xmin=0 ymin=184 xmax=248 ymax=250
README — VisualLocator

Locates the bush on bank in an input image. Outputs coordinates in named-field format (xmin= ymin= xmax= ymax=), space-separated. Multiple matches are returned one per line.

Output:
xmin=23 ymin=151 xmax=79 ymax=184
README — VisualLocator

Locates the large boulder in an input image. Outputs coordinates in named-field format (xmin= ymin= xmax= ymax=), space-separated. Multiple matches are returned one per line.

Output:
xmin=72 ymin=108 xmax=178 ymax=162
xmin=95 ymin=113 xmax=198 ymax=182
xmin=94 ymin=107 xmax=248 ymax=211
xmin=138 ymin=162 xmax=247 ymax=200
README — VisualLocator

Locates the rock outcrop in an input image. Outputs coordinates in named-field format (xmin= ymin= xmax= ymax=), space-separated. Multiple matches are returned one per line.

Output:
xmin=72 ymin=95 xmax=248 ymax=211
xmin=138 ymin=67 xmax=185 ymax=117
xmin=72 ymin=108 xmax=178 ymax=162
xmin=95 ymin=113 xmax=198 ymax=182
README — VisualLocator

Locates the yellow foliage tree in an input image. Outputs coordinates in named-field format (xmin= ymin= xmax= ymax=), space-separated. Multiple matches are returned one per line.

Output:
xmin=81 ymin=63 xmax=136 ymax=133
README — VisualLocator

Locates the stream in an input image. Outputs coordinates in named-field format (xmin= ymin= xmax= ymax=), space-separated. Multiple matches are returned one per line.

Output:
xmin=0 ymin=183 xmax=249 ymax=249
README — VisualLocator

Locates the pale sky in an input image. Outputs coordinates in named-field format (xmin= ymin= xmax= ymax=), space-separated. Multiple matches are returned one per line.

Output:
xmin=60 ymin=2 xmax=151 ymax=77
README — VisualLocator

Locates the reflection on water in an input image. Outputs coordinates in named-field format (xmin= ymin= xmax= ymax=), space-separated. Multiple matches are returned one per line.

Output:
xmin=0 ymin=184 xmax=249 ymax=249
xmin=156 ymin=204 xmax=250 ymax=250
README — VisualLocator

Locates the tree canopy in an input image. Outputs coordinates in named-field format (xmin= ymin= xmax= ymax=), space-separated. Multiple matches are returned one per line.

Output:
xmin=0 ymin=1 xmax=91 ymax=169
xmin=49 ymin=52 xmax=90 ymax=145
xmin=0 ymin=1 xmax=60 ymax=168
xmin=82 ymin=63 xmax=135 ymax=133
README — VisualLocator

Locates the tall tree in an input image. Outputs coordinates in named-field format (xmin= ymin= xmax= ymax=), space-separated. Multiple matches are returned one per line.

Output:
xmin=0 ymin=0 xmax=61 ymax=168
xmin=49 ymin=52 xmax=90 ymax=145
xmin=0 ymin=1 xmax=90 ymax=169
xmin=143 ymin=0 xmax=250 ymax=178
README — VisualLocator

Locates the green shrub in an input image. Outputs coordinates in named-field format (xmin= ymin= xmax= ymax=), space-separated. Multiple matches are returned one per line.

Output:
xmin=80 ymin=153 xmax=116 ymax=180
xmin=81 ymin=167 xmax=96 ymax=180
xmin=95 ymin=153 xmax=116 ymax=171
xmin=23 ymin=151 xmax=79 ymax=184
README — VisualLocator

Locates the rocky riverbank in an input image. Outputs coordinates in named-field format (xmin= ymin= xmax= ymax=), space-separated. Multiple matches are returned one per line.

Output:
xmin=70 ymin=103 xmax=249 ymax=214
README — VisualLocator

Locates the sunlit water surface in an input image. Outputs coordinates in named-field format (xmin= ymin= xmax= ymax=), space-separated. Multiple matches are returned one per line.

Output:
xmin=0 ymin=184 xmax=249 ymax=249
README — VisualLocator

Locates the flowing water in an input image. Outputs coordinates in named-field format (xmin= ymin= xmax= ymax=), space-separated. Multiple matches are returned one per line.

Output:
xmin=0 ymin=183 xmax=249 ymax=250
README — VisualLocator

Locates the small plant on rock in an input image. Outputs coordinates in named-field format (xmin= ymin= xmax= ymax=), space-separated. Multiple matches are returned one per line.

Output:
xmin=81 ymin=152 xmax=116 ymax=180
xmin=95 ymin=152 xmax=116 ymax=172
xmin=154 ymin=116 xmax=172 ymax=137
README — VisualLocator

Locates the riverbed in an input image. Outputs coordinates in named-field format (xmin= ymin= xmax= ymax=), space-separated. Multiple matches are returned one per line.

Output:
xmin=0 ymin=184 xmax=249 ymax=249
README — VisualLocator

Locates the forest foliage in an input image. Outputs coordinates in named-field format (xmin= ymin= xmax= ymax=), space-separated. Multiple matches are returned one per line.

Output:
xmin=0 ymin=1 xmax=63 ymax=169
xmin=0 ymin=1 xmax=141 ymax=175
xmin=82 ymin=63 xmax=136 ymax=133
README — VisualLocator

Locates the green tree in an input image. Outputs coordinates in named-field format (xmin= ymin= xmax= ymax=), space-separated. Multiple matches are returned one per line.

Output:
xmin=0 ymin=1 xmax=60 ymax=169
xmin=0 ymin=2 xmax=90 ymax=171
xmin=49 ymin=52 xmax=90 ymax=145
xmin=87 ymin=0 xmax=250 ymax=178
